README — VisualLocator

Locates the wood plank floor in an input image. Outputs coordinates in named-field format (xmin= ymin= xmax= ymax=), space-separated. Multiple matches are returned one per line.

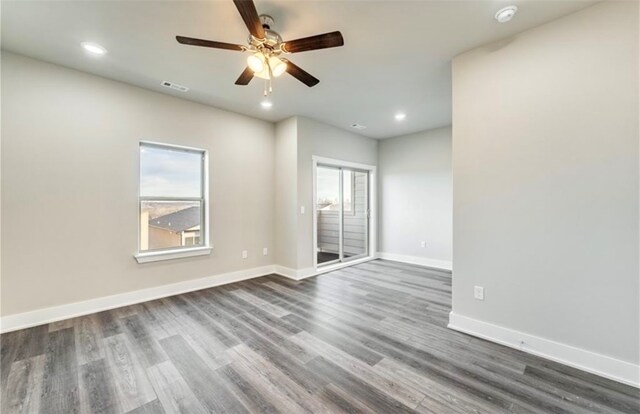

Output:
xmin=1 ymin=260 xmax=638 ymax=413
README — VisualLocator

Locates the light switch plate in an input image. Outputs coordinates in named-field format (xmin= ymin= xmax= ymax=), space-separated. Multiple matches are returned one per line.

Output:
xmin=263 ymin=247 xmax=268 ymax=256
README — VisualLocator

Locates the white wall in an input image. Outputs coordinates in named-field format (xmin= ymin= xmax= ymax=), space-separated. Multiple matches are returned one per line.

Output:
xmin=274 ymin=117 xmax=298 ymax=269
xmin=296 ymin=116 xmax=378 ymax=270
xmin=378 ymin=127 xmax=452 ymax=269
xmin=451 ymin=1 xmax=639 ymax=384
xmin=1 ymin=52 xmax=275 ymax=316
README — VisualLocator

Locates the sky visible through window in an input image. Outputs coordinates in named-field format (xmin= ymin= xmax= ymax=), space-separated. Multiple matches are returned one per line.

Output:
xmin=317 ymin=167 xmax=352 ymax=210
xmin=317 ymin=167 xmax=340 ymax=203
xmin=140 ymin=145 xmax=202 ymax=198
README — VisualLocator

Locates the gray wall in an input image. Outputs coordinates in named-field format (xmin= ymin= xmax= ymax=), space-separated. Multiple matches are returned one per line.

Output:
xmin=378 ymin=127 xmax=452 ymax=266
xmin=297 ymin=116 xmax=378 ymax=270
xmin=1 ymin=52 xmax=275 ymax=316
xmin=274 ymin=117 xmax=298 ymax=269
xmin=272 ymin=116 xmax=377 ymax=272
xmin=452 ymin=1 xmax=639 ymax=365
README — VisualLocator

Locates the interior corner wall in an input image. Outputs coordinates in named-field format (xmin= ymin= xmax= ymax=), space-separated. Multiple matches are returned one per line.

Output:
xmin=296 ymin=116 xmax=378 ymax=271
xmin=274 ymin=117 xmax=298 ymax=269
xmin=378 ymin=127 xmax=452 ymax=269
xmin=1 ymin=52 xmax=276 ymax=317
xmin=451 ymin=0 xmax=639 ymax=383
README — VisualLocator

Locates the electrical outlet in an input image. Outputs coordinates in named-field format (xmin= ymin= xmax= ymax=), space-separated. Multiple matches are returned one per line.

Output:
xmin=300 ymin=206 xmax=305 ymax=214
xmin=474 ymin=286 xmax=485 ymax=300
xmin=242 ymin=250 xmax=248 ymax=259
xmin=420 ymin=241 xmax=426 ymax=248
xmin=263 ymin=247 xmax=268 ymax=256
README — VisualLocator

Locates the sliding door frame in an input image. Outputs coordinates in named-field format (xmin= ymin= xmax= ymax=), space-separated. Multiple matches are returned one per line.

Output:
xmin=312 ymin=156 xmax=377 ymax=270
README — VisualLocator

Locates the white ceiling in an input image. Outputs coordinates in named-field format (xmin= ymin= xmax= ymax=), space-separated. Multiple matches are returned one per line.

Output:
xmin=1 ymin=0 xmax=596 ymax=138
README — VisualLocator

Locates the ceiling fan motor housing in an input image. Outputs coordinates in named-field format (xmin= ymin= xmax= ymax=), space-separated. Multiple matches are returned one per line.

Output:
xmin=263 ymin=30 xmax=283 ymax=48
xmin=253 ymin=15 xmax=282 ymax=50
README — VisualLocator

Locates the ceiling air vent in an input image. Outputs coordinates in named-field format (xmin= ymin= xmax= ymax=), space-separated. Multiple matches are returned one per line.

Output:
xmin=161 ymin=81 xmax=189 ymax=92
xmin=350 ymin=123 xmax=366 ymax=130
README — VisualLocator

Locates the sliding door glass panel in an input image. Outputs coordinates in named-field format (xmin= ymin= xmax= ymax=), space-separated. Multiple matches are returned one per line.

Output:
xmin=342 ymin=169 xmax=368 ymax=260
xmin=316 ymin=166 xmax=341 ymax=265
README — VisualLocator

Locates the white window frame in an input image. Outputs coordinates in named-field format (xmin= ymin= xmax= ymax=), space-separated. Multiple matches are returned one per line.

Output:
xmin=134 ymin=141 xmax=211 ymax=263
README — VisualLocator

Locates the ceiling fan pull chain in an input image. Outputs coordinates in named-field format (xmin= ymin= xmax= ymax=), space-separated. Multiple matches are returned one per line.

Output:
xmin=263 ymin=80 xmax=267 ymax=96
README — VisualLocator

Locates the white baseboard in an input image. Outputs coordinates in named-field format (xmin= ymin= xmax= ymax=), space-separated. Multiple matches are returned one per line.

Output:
xmin=0 ymin=257 xmax=377 ymax=333
xmin=272 ymin=265 xmax=301 ymax=280
xmin=275 ymin=256 xmax=376 ymax=281
xmin=377 ymin=252 xmax=452 ymax=272
xmin=0 ymin=265 xmax=275 ymax=334
xmin=448 ymin=312 xmax=640 ymax=388
xmin=272 ymin=265 xmax=317 ymax=280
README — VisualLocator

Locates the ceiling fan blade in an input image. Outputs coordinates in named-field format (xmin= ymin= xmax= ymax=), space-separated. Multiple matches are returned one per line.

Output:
xmin=176 ymin=36 xmax=245 ymax=51
xmin=281 ymin=31 xmax=344 ymax=53
xmin=282 ymin=59 xmax=319 ymax=87
xmin=233 ymin=0 xmax=266 ymax=40
xmin=235 ymin=67 xmax=254 ymax=85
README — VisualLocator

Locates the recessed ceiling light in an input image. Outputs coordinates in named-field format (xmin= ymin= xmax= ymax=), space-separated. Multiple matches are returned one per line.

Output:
xmin=261 ymin=100 xmax=273 ymax=109
xmin=81 ymin=42 xmax=107 ymax=55
xmin=495 ymin=6 xmax=518 ymax=23
xmin=395 ymin=113 xmax=406 ymax=121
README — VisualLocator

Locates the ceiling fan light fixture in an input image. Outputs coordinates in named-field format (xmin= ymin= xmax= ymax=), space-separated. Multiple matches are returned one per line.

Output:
xmin=254 ymin=66 xmax=271 ymax=80
xmin=269 ymin=56 xmax=287 ymax=77
xmin=247 ymin=52 xmax=266 ymax=73
xmin=176 ymin=0 xmax=344 ymax=93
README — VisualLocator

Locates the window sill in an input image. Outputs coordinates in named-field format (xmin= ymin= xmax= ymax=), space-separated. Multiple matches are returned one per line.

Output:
xmin=134 ymin=246 xmax=212 ymax=264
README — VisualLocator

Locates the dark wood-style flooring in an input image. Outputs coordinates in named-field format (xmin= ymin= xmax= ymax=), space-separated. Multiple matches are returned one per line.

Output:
xmin=1 ymin=260 xmax=638 ymax=413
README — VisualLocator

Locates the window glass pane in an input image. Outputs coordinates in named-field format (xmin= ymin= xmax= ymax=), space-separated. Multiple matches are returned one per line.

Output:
xmin=316 ymin=167 xmax=340 ymax=211
xmin=316 ymin=166 xmax=341 ymax=265
xmin=140 ymin=145 xmax=202 ymax=198
xmin=184 ymin=233 xmax=200 ymax=246
xmin=140 ymin=201 xmax=201 ymax=251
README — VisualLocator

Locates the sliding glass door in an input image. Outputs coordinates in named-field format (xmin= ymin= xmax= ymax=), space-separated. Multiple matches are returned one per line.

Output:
xmin=316 ymin=164 xmax=369 ymax=266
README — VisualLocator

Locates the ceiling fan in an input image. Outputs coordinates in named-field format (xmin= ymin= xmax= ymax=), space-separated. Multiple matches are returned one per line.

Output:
xmin=176 ymin=0 xmax=344 ymax=95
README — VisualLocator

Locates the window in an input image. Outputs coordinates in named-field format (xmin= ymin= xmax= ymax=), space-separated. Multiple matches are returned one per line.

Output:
xmin=136 ymin=142 xmax=209 ymax=263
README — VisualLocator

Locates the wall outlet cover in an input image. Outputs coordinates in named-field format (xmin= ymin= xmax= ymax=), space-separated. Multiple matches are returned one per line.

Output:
xmin=474 ymin=286 xmax=485 ymax=300
xmin=242 ymin=250 xmax=248 ymax=259
xmin=263 ymin=247 xmax=268 ymax=256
